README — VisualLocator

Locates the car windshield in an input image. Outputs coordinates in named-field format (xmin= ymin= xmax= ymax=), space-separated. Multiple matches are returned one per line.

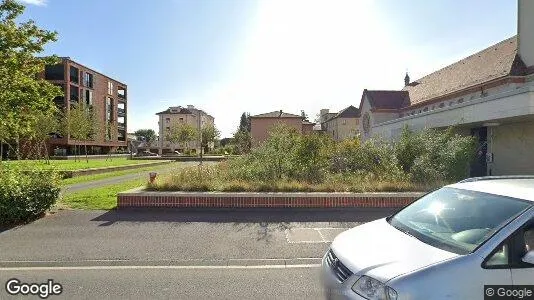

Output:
xmin=388 ymin=187 xmax=532 ymax=255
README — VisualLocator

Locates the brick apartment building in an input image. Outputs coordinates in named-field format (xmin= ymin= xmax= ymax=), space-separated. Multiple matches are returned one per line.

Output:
xmin=250 ymin=110 xmax=315 ymax=147
xmin=43 ymin=57 xmax=128 ymax=155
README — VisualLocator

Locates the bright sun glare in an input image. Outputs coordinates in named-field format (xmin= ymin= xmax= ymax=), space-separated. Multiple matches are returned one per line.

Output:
xmin=427 ymin=202 xmax=446 ymax=215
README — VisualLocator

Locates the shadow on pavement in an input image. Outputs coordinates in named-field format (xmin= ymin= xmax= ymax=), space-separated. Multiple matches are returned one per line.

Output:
xmin=91 ymin=207 xmax=398 ymax=227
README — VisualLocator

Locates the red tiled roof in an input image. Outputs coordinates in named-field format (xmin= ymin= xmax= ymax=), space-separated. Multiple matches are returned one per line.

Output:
xmin=322 ymin=105 xmax=360 ymax=123
xmin=155 ymin=107 xmax=193 ymax=115
xmin=251 ymin=111 xmax=302 ymax=118
xmin=403 ymin=36 xmax=526 ymax=105
xmin=365 ymin=90 xmax=409 ymax=109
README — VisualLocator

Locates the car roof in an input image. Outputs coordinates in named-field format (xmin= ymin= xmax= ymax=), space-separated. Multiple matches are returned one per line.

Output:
xmin=448 ymin=177 xmax=534 ymax=202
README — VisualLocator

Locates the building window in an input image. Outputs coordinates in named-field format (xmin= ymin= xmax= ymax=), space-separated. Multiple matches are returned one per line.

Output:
xmin=69 ymin=66 xmax=79 ymax=83
xmin=179 ymin=118 xmax=184 ymax=123
xmin=108 ymin=81 xmax=114 ymax=95
xmin=45 ymin=64 xmax=64 ymax=80
xmin=84 ymin=89 xmax=93 ymax=106
xmin=83 ymin=73 xmax=94 ymax=88
xmin=118 ymin=87 xmax=126 ymax=99
xmin=69 ymin=85 xmax=79 ymax=102
xmin=105 ymin=97 xmax=114 ymax=141
xmin=165 ymin=118 xmax=170 ymax=123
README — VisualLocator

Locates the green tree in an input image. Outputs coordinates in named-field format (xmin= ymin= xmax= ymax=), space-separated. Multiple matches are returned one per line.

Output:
xmin=166 ymin=122 xmax=197 ymax=153
xmin=62 ymin=103 xmax=98 ymax=162
xmin=301 ymin=110 xmax=309 ymax=122
xmin=201 ymin=123 xmax=220 ymax=151
xmin=25 ymin=110 xmax=60 ymax=162
xmin=233 ymin=130 xmax=251 ymax=154
xmin=134 ymin=129 xmax=157 ymax=146
xmin=0 ymin=0 xmax=62 ymax=161
xmin=238 ymin=112 xmax=251 ymax=133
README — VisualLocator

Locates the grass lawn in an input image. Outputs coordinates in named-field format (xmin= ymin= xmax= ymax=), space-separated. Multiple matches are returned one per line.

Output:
xmin=60 ymin=178 xmax=146 ymax=210
xmin=1 ymin=157 xmax=158 ymax=171
xmin=59 ymin=162 xmax=177 ymax=186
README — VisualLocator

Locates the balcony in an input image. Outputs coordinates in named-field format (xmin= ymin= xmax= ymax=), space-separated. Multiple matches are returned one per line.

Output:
xmin=117 ymin=108 xmax=126 ymax=116
xmin=118 ymin=87 xmax=127 ymax=100
xmin=117 ymin=122 xmax=126 ymax=130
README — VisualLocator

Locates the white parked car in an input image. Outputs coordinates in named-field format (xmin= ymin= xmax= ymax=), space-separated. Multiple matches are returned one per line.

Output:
xmin=322 ymin=176 xmax=534 ymax=300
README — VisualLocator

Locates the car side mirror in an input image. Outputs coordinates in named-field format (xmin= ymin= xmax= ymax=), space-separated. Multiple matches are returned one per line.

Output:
xmin=522 ymin=250 xmax=534 ymax=265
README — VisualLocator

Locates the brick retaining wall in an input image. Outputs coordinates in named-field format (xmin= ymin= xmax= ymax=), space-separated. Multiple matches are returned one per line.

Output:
xmin=117 ymin=190 xmax=425 ymax=209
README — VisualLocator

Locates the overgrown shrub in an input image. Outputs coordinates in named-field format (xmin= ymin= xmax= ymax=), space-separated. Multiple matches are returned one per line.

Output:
xmin=395 ymin=126 xmax=477 ymax=183
xmin=150 ymin=124 xmax=476 ymax=192
xmin=0 ymin=168 xmax=60 ymax=226
xmin=330 ymin=138 xmax=405 ymax=181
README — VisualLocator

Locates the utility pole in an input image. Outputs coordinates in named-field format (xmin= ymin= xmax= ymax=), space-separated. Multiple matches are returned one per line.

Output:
xmin=198 ymin=109 xmax=203 ymax=165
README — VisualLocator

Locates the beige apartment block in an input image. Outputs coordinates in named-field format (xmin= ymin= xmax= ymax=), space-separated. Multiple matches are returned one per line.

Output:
xmin=319 ymin=105 xmax=360 ymax=141
xmin=156 ymin=105 xmax=214 ymax=155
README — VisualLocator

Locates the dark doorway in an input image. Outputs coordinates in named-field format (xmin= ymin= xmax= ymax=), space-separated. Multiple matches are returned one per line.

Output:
xmin=470 ymin=127 xmax=488 ymax=177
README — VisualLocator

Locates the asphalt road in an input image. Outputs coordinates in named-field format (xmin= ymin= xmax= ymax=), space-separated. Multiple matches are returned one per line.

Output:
xmin=1 ymin=267 xmax=324 ymax=300
xmin=0 ymin=208 xmax=396 ymax=299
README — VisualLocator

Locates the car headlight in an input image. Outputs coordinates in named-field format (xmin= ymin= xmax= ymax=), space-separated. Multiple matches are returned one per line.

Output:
xmin=351 ymin=276 xmax=397 ymax=300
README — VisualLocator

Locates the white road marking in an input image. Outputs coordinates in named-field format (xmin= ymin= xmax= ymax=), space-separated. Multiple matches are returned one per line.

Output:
xmin=0 ymin=264 xmax=321 ymax=271
xmin=315 ymin=229 xmax=327 ymax=242
xmin=285 ymin=227 xmax=351 ymax=243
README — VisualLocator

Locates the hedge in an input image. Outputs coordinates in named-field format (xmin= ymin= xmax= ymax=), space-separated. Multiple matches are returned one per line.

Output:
xmin=0 ymin=168 xmax=60 ymax=227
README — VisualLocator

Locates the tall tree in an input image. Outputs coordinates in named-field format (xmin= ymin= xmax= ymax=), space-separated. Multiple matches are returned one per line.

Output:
xmin=25 ymin=110 xmax=60 ymax=162
xmin=301 ymin=110 xmax=309 ymax=121
xmin=238 ymin=112 xmax=251 ymax=133
xmin=201 ymin=123 xmax=220 ymax=151
xmin=0 ymin=0 xmax=62 ymax=161
xmin=233 ymin=130 xmax=251 ymax=154
xmin=166 ymin=122 xmax=197 ymax=154
xmin=134 ymin=129 xmax=157 ymax=146
xmin=61 ymin=103 xmax=97 ymax=162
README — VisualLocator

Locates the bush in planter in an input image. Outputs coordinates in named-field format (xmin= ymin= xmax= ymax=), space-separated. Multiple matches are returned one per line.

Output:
xmin=0 ymin=168 xmax=60 ymax=226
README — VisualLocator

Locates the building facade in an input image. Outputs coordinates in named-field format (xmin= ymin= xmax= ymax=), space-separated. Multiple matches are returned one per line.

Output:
xmin=359 ymin=0 xmax=534 ymax=176
xmin=250 ymin=110 xmax=315 ymax=147
xmin=156 ymin=105 xmax=215 ymax=155
xmin=44 ymin=57 xmax=127 ymax=155
xmin=320 ymin=105 xmax=361 ymax=141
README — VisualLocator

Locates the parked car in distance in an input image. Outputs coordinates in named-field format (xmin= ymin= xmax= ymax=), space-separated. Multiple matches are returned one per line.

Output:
xmin=322 ymin=176 xmax=534 ymax=300
xmin=136 ymin=150 xmax=158 ymax=157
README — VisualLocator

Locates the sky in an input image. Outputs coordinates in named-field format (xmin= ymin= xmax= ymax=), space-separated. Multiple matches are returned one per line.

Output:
xmin=19 ymin=0 xmax=517 ymax=138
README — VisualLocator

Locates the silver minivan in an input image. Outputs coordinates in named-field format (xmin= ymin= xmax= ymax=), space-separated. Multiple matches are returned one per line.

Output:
xmin=322 ymin=177 xmax=534 ymax=300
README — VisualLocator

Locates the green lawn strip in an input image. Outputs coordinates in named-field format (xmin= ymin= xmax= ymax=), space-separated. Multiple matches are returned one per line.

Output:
xmin=1 ymin=157 xmax=156 ymax=171
xmin=60 ymin=178 xmax=146 ymax=210
xmin=60 ymin=163 xmax=177 ymax=186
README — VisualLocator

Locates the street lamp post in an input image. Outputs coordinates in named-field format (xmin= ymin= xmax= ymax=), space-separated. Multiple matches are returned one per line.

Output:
xmin=198 ymin=109 xmax=203 ymax=165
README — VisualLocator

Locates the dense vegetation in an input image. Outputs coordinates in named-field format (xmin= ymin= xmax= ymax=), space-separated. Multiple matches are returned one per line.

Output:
xmin=149 ymin=124 xmax=477 ymax=192
xmin=0 ymin=168 xmax=60 ymax=226
xmin=0 ymin=0 xmax=61 ymax=226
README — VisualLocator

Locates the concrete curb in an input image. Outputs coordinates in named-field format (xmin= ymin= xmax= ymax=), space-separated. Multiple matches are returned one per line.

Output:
xmin=0 ymin=258 xmax=323 ymax=268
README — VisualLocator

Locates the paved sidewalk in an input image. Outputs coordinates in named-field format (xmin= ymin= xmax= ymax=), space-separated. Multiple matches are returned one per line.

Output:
xmin=61 ymin=162 xmax=205 ymax=194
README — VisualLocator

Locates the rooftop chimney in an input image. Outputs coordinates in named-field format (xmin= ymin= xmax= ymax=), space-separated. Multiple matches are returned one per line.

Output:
xmin=518 ymin=0 xmax=534 ymax=68
xmin=404 ymin=72 xmax=410 ymax=86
